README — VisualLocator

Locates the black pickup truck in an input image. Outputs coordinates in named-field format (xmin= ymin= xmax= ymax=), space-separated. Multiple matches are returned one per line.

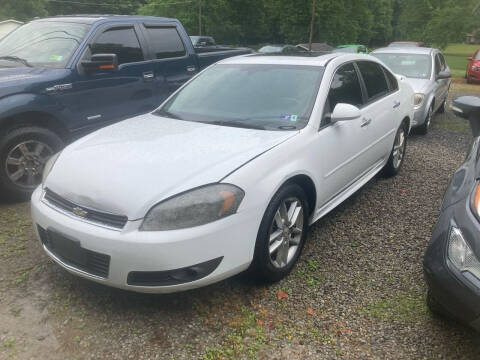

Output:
xmin=0 ymin=15 xmax=252 ymax=199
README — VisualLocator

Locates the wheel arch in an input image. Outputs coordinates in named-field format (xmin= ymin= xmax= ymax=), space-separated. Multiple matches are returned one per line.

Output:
xmin=0 ymin=111 xmax=68 ymax=138
xmin=283 ymin=174 xmax=317 ymax=217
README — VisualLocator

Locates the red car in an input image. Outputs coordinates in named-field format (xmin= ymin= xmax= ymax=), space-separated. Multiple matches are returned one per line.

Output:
xmin=467 ymin=49 xmax=480 ymax=84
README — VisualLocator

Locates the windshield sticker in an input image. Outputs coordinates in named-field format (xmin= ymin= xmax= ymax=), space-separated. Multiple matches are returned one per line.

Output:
xmin=49 ymin=55 xmax=64 ymax=62
xmin=281 ymin=114 xmax=298 ymax=121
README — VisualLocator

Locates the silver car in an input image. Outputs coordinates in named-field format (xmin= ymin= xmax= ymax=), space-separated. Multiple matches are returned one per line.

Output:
xmin=372 ymin=47 xmax=451 ymax=134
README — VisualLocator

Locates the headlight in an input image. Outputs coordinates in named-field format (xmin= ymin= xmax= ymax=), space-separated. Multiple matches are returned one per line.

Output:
xmin=413 ymin=93 xmax=425 ymax=109
xmin=472 ymin=66 xmax=480 ymax=71
xmin=42 ymin=152 xmax=61 ymax=185
xmin=448 ymin=227 xmax=480 ymax=279
xmin=140 ymin=184 xmax=245 ymax=231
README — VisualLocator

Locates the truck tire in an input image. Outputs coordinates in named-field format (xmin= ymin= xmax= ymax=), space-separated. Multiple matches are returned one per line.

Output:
xmin=0 ymin=126 xmax=63 ymax=201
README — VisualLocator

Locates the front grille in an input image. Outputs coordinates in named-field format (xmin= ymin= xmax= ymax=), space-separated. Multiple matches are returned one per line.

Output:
xmin=38 ymin=226 xmax=110 ymax=278
xmin=43 ymin=189 xmax=128 ymax=229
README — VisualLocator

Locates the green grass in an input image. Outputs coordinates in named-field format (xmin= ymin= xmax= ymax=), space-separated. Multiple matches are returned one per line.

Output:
xmin=444 ymin=43 xmax=479 ymax=78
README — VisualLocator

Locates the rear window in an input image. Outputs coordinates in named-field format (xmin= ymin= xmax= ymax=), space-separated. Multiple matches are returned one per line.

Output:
xmin=145 ymin=27 xmax=186 ymax=59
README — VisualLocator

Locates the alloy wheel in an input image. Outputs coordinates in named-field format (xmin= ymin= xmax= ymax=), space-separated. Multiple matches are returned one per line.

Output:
xmin=392 ymin=128 xmax=406 ymax=169
xmin=5 ymin=140 xmax=53 ymax=189
xmin=268 ymin=197 xmax=304 ymax=268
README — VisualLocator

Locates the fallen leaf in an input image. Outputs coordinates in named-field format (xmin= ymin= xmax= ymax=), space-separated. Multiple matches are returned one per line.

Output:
xmin=277 ymin=290 xmax=288 ymax=300
xmin=306 ymin=307 xmax=315 ymax=316
xmin=399 ymin=189 xmax=405 ymax=194
xmin=256 ymin=319 xmax=265 ymax=326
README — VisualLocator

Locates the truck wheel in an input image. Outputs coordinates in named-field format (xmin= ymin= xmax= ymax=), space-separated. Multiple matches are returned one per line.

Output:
xmin=0 ymin=127 xmax=63 ymax=200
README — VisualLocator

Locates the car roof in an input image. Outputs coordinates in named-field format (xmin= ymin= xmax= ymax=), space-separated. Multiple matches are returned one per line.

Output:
xmin=372 ymin=47 xmax=436 ymax=55
xmin=32 ymin=15 xmax=176 ymax=25
xmin=218 ymin=53 xmax=375 ymax=67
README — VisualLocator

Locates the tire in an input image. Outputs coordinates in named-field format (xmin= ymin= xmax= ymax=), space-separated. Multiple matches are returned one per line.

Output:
xmin=417 ymin=105 xmax=433 ymax=135
xmin=437 ymin=99 xmax=446 ymax=114
xmin=382 ymin=122 xmax=408 ymax=178
xmin=0 ymin=126 xmax=64 ymax=200
xmin=250 ymin=183 xmax=309 ymax=282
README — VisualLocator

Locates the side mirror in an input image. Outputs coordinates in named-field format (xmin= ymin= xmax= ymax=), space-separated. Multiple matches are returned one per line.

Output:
xmin=468 ymin=56 xmax=473 ymax=61
xmin=81 ymin=53 xmax=118 ymax=74
xmin=436 ymin=70 xmax=451 ymax=80
xmin=331 ymin=103 xmax=361 ymax=123
xmin=452 ymin=96 xmax=480 ymax=137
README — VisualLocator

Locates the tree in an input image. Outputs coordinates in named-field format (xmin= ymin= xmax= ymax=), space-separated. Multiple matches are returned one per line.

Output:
xmin=0 ymin=0 xmax=48 ymax=21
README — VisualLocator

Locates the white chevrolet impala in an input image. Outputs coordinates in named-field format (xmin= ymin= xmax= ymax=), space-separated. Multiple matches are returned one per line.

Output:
xmin=31 ymin=53 xmax=414 ymax=293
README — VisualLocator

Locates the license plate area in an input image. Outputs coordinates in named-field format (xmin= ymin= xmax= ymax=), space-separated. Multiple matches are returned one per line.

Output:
xmin=47 ymin=229 xmax=87 ymax=266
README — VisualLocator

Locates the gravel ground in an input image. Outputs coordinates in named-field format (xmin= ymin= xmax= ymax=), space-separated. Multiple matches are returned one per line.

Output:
xmin=1 ymin=82 xmax=480 ymax=360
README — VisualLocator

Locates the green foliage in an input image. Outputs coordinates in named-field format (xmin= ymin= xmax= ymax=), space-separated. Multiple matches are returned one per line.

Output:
xmin=0 ymin=0 xmax=478 ymax=49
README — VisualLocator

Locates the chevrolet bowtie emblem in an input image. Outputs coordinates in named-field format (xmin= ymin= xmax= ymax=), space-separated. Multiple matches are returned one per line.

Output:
xmin=72 ymin=207 xmax=88 ymax=218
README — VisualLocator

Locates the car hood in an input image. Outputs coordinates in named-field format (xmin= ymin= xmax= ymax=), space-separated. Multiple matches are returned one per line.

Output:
xmin=45 ymin=114 xmax=298 ymax=220
xmin=0 ymin=66 xmax=71 ymax=99
xmin=402 ymin=77 xmax=431 ymax=93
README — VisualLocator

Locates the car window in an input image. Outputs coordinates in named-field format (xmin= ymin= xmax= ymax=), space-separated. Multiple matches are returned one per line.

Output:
xmin=434 ymin=54 xmax=442 ymax=75
xmin=476 ymin=51 xmax=480 ymax=61
xmin=438 ymin=53 xmax=447 ymax=70
xmin=356 ymin=61 xmax=389 ymax=100
xmin=91 ymin=27 xmax=144 ymax=65
xmin=326 ymin=63 xmax=364 ymax=114
xmin=144 ymin=26 xmax=186 ymax=59
xmin=384 ymin=67 xmax=399 ymax=91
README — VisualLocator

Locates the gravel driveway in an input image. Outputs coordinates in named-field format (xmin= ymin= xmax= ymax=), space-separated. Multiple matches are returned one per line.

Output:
xmin=1 ymin=82 xmax=480 ymax=360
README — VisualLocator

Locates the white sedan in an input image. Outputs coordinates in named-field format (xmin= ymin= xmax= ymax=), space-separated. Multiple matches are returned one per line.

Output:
xmin=31 ymin=53 xmax=414 ymax=293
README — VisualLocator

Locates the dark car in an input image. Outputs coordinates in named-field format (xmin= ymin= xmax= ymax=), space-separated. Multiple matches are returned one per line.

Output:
xmin=0 ymin=15 xmax=252 ymax=199
xmin=424 ymin=96 xmax=480 ymax=330
xmin=466 ymin=49 xmax=480 ymax=84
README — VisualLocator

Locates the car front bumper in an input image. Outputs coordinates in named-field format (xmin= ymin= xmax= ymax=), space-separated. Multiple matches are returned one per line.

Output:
xmin=424 ymin=198 xmax=480 ymax=330
xmin=31 ymin=187 xmax=261 ymax=293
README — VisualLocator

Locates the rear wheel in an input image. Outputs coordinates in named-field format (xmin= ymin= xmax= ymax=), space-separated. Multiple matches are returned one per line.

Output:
xmin=382 ymin=123 xmax=407 ymax=177
xmin=250 ymin=183 xmax=309 ymax=282
xmin=0 ymin=126 xmax=63 ymax=200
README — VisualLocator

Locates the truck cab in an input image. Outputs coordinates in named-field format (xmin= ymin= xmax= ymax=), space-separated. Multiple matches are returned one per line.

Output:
xmin=0 ymin=15 xmax=251 ymax=199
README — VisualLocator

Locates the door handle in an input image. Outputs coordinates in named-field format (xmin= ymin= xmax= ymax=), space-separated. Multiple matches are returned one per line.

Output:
xmin=361 ymin=118 xmax=372 ymax=127
xmin=393 ymin=101 xmax=401 ymax=109
xmin=187 ymin=66 xmax=197 ymax=72
xmin=143 ymin=72 xmax=154 ymax=81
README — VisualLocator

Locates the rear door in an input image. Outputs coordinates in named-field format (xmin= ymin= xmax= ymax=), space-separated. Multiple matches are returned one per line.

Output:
xmin=66 ymin=23 xmax=158 ymax=131
xmin=356 ymin=60 xmax=399 ymax=163
xmin=435 ymin=52 xmax=450 ymax=107
xmin=140 ymin=23 xmax=199 ymax=105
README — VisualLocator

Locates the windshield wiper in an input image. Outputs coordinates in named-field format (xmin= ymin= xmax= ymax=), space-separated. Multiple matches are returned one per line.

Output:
xmin=0 ymin=56 xmax=33 ymax=67
xmin=207 ymin=120 xmax=266 ymax=130
xmin=154 ymin=109 xmax=182 ymax=120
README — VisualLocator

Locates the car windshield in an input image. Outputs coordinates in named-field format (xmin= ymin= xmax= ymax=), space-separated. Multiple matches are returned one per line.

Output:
xmin=0 ymin=21 xmax=90 ymax=68
xmin=373 ymin=53 xmax=431 ymax=79
xmin=332 ymin=47 xmax=356 ymax=53
xmin=155 ymin=64 xmax=324 ymax=131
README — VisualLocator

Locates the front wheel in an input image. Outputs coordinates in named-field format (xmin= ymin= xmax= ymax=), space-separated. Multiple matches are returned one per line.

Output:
xmin=382 ymin=123 xmax=407 ymax=177
xmin=417 ymin=105 xmax=433 ymax=135
xmin=250 ymin=183 xmax=309 ymax=282
xmin=0 ymin=126 xmax=63 ymax=200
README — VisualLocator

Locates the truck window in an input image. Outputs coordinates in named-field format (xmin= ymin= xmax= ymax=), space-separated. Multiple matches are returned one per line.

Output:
xmin=91 ymin=27 xmax=144 ymax=65
xmin=144 ymin=27 xmax=186 ymax=59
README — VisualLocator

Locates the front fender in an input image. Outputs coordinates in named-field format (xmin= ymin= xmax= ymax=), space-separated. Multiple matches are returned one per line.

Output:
xmin=0 ymin=93 xmax=66 ymax=125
